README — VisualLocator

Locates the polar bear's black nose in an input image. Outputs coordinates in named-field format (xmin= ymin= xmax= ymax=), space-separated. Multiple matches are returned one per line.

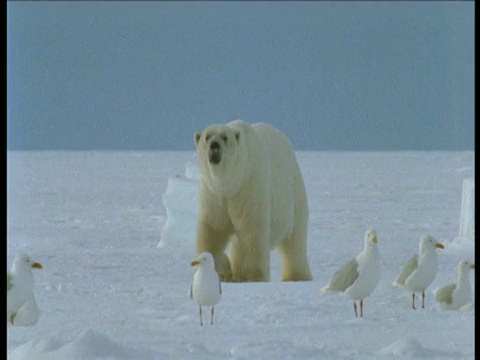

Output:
xmin=210 ymin=141 xmax=220 ymax=152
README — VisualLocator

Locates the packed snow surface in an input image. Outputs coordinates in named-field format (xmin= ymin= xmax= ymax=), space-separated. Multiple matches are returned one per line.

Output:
xmin=7 ymin=151 xmax=474 ymax=359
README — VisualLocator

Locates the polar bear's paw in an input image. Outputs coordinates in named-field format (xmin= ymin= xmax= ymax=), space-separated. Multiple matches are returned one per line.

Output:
xmin=229 ymin=268 xmax=269 ymax=283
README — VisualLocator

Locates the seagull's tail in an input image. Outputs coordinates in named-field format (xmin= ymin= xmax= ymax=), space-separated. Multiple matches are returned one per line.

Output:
xmin=391 ymin=279 xmax=404 ymax=289
xmin=459 ymin=302 xmax=474 ymax=312
xmin=320 ymin=285 xmax=339 ymax=294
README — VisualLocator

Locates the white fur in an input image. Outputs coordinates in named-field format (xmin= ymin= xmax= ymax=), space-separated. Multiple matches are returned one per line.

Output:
xmin=193 ymin=119 xmax=312 ymax=282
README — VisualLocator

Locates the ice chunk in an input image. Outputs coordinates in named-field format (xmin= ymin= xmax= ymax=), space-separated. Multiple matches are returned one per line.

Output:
xmin=453 ymin=177 xmax=475 ymax=248
xmin=158 ymin=172 xmax=199 ymax=248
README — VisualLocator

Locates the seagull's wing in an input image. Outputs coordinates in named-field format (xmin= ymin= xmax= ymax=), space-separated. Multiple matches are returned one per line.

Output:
xmin=325 ymin=258 xmax=359 ymax=292
xmin=14 ymin=292 xmax=40 ymax=326
xmin=435 ymin=283 xmax=455 ymax=305
xmin=393 ymin=254 xmax=419 ymax=286
xmin=7 ymin=272 xmax=13 ymax=291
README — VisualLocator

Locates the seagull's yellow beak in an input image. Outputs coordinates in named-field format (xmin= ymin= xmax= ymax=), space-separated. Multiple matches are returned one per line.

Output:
xmin=32 ymin=262 xmax=43 ymax=269
xmin=436 ymin=243 xmax=445 ymax=249
xmin=191 ymin=260 xmax=200 ymax=267
xmin=372 ymin=236 xmax=378 ymax=244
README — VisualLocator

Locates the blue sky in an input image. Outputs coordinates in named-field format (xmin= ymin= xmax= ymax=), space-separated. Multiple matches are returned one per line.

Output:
xmin=7 ymin=2 xmax=474 ymax=151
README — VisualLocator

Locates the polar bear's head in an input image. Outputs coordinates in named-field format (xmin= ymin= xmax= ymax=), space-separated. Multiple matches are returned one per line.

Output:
xmin=194 ymin=124 xmax=242 ymax=167
xmin=194 ymin=124 xmax=246 ymax=194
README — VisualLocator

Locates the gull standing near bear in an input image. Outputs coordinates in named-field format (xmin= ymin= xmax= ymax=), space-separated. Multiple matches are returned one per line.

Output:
xmin=434 ymin=259 xmax=475 ymax=310
xmin=321 ymin=228 xmax=381 ymax=317
xmin=392 ymin=235 xmax=445 ymax=310
xmin=190 ymin=252 xmax=222 ymax=326
xmin=7 ymin=252 xmax=43 ymax=326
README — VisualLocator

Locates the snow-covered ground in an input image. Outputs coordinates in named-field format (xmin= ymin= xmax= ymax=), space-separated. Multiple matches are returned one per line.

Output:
xmin=7 ymin=151 xmax=475 ymax=359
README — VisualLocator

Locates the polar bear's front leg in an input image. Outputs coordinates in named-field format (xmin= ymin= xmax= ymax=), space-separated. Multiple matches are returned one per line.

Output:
xmin=229 ymin=228 xmax=271 ymax=282
xmin=196 ymin=221 xmax=233 ymax=281
xmin=212 ymin=252 xmax=232 ymax=282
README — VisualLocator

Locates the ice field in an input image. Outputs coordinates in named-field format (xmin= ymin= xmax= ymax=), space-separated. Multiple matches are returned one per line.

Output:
xmin=7 ymin=151 xmax=475 ymax=359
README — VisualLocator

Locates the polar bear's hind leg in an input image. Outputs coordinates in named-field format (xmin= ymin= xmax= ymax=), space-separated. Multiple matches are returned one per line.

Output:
xmin=278 ymin=226 xmax=312 ymax=281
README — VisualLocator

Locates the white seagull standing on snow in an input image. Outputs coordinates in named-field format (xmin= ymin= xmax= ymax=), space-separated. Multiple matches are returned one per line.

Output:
xmin=321 ymin=228 xmax=381 ymax=317
xmin=434 ymin=259 xmax=475 ymax=310
xmin=7 ymin=252 xmax=43 ymax=326
xmin=190 ymin=252 xmax=222 ymax=326
xmin=392 ymin=235 xmax=445 ymax=310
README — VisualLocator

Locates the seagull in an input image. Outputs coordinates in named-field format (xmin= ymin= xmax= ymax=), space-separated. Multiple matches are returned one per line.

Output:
xmin=190 ymin=252 xmax=222 ymax=325
xmin=7 ymin=252 xmax=43 ymax=326
xmin=321 ymin=228 xmax=381 ymax=317
xmin=392 ymin=235 xmax=445 ymax=310
xmin=434 ymin=259 xmax=475 ymax=310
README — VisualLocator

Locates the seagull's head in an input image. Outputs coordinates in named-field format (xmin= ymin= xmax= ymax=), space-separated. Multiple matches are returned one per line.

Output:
xmin=459 ymin=259 xmax=475 ymax=272
xmin=364 ymin=228 xmax=378 ymax=246
xmin=191 ymin=252 xmax=215 ymax=269
xmin=13 ymin=252 xmax=43 ymax=273
xmin=420 ymin=235 xmax=445 ymax=254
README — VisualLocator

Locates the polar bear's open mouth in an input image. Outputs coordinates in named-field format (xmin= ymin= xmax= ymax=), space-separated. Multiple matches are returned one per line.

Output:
xmin=209 ymin=152 xmax=222 ymax=165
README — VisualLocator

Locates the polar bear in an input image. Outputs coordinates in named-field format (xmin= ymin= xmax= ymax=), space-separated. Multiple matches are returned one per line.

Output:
xmin=193 ymin=119 xmax=312 ymax=282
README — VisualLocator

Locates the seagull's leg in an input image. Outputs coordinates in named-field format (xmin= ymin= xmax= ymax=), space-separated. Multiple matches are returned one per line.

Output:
xmin=422 ymin=291 xmax=425 ymax=309
xmin=412 ymin=293 xmax=416 ymax=310
xmin=10 ymin=313 xmax=15 ymax=325
xmin=199 ymin=305 xmax=203 ymax=326
xmin=211 ymin=306 xmax=214 ymax=325
xmin=360 ymin=299 xmax=364 ymax=317
xmin=353 ymin=302 xmax=358 ymax=317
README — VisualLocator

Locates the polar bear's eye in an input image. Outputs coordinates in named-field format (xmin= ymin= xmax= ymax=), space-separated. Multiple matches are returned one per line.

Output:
xmin=206 ymin=134 xmax=211 ymax=142
xmin=221 ymin=135 xmax=227 ymax=142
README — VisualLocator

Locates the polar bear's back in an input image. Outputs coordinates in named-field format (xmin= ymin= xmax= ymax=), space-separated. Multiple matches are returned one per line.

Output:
xmin=252 ymin=122 xmax=308 ymax=244
xmin=227 ymin=120 xmax=299 ymax=171
xmin=252 ymin=123 xmax=294 ymax=151
xmin=251 ymin=122 xmax=302 ymax=179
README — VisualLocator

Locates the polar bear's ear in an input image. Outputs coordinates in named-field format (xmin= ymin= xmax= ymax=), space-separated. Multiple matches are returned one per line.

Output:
xmin=234 ymin=131 xmax=240 ymax=142
xmin=194 ymin=132 xmax=202 ymax=146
